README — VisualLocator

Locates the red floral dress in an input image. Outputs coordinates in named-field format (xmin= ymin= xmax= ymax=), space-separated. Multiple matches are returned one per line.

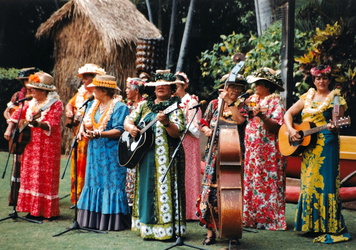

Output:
xmin=179 ymin=93 xmax=202 ymax=220
xmin=11 ymin=98 xmax=63 ymax=218
xmin=242 ymin=93 xmax=287 ymax=230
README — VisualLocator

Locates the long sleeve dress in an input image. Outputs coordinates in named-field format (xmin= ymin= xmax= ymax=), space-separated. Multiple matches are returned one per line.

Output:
xmin=128 ymin=96 xmax=186 ymax=240
xmin=294 ymin=88 xmax=351 ymax=243
xmin=10 ymin=94 xmax=63 ymax=219
xmin=242 ymin=93 xmax=287 ymax=230
xmin=77 ymin=97 xmax=131 ymax=231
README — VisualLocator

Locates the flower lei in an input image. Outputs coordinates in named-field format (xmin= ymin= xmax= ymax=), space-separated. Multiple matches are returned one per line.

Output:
xmin=147 ymin=95 xmax=180 ymax=113
xmin=74 ymin=85 xmax=88 ymax=109
xmin=84 ymin=95 xmax=121 ymax=132
xmin=26 ymin=91 xmax=59 ymax=122
xmin=247 ymin=93 xmax=280 ymax=109
xmin=303 ymin=88 xmax=340 ymax=115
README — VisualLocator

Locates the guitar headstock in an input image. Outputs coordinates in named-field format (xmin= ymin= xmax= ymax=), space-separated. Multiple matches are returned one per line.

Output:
xmin=163 ymin=102 xmax=179 ymax=115
xmin=336 ymin=116 xmax=351 ymax=127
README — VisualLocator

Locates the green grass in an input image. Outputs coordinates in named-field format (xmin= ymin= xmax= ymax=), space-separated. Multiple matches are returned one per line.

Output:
xmin=0 ymin=151 xmax=355 ymax=249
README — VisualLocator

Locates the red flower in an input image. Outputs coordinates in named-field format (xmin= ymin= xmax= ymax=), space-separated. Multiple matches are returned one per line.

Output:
xmin=199 ymin=118 xmax=209 ymax=127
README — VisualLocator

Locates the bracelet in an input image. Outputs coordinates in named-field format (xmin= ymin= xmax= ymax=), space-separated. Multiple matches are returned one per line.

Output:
xmin=228 ymin=102 xmax=235 ymax=107
xmin=163 ymin=122 xmax=170 ymax=127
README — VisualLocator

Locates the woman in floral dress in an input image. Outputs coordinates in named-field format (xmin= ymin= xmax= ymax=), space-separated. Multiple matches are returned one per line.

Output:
xmin=124 ymin=70 xmax=186 ymax=240
xmin=65 ymin=63 xmax=105 ymax=208
xmin=284 ymin=65 xmax=350 ymax=243
xmin=4 ymin=72 xmax=62 ymax=220
xmin=77 ymin=74 xmax=131 ymax=231
xmin=198 ymin=78 xmax=246 ymax=245
xmin=242 ymin=68 xmax=287 ymax=230
xmin=173 ymin=71 xmax=202 ymax=220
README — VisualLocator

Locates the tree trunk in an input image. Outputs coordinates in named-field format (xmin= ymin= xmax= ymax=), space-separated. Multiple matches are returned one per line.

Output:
xmin=145 ymin=0 xmax=153 ymax=23
xmin=176 ymin=0 xmax=197 ymax=72
xmin=254 ymin=0 xmax=274 ymax=35
xmin=166 ymin=0 xmax=177 ymax=68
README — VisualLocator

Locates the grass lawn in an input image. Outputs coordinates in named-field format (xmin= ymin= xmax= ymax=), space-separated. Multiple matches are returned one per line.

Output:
xmin=0 ymin=151 xmax=355 ymax=250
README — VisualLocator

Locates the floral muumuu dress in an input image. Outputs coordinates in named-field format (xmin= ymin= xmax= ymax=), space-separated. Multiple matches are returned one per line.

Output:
xmin=242 ymin=93 xmax=287 ymax=230
xmin=294 ymin=88 xmax=350 ymax=243
xmin=128 ymin=96 xmax=186 ymax=240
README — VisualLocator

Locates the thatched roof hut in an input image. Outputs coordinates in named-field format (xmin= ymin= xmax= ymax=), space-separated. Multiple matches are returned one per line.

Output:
xmin=36 ymin=0 xmax=161 ymax=153
xmin=36 ymin=0 xmax=161 ymax=96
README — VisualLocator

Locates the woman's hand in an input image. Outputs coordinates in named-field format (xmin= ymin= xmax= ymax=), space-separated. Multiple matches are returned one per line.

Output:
xmin=84 ymin=129 xmax=101 ymax=140
xmin=157 ymin=111 xmax=170 ymax=127
xmin=327 ymin=119 xmax=337 ymax=132
xmin=4 ymin=122 xmax=15 ymax=140
xmin=219 ymin=89 xmax=228 ymax=102
xmin=128 ymin=124 xmax=140 ymax=138
xmin=287 ymin=128 xmax=301 ymax=142
xmin=201 ymin=126 xmax=213 ymax=137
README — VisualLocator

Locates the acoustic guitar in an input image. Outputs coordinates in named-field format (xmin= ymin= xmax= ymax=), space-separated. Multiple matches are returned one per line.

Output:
xmin=118 ymin=102 xmax=179 ymax=169
xmin=278 ymin=116 xmax=351 ymax=156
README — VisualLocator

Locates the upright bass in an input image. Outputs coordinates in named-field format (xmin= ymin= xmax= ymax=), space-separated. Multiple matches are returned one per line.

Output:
xmin=206 ymin=53 xmax=245 ymax=241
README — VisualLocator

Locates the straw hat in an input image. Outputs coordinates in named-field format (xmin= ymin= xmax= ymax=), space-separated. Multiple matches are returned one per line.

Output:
xmin=77 ymin=63 xmax=106 ymax=78
xmin=246 ymin=67 xmax=284 ymax=91
xmin=217 ymin=73 xmax=247 ymax=89
xmin=87 ymin=74 xmax=121 ymax=90
xmin=145 ymin=70 xmax=178 ymax=87
xmin=26 ymin=72 xmax=56 ymax=91
xmin=17 ymin=67 xmax=40 ymax=80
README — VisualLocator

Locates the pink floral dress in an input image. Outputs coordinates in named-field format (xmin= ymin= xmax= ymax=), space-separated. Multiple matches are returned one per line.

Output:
xmin=179 ymin=93 xmax=202 ymax=220
xmin=242 ymin=93 xmax=287 ymax=230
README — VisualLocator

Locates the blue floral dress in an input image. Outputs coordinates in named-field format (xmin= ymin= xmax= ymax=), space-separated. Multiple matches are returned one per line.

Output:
xmin=77 ymin=99 xmax=131 ymax=231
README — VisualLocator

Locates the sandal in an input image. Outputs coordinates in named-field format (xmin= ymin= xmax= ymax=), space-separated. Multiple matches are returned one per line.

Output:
xmin=202 ymin=231 xmax=216 ymax=245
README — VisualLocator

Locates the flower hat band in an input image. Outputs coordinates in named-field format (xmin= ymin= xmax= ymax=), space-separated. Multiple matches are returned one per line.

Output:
xmin=26 ymin=72 xmax=56 ymax=91
xmin=88 ymin=74 xmax=121 ymax=90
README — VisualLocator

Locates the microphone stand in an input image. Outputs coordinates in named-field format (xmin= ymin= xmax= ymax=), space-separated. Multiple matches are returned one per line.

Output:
xmin=1 ymin=102 xmax=42 ymax=224
xmin=162 ymin=105 xmax=205 ymax=250
xmin=53 ymin=102 xmax=107 ymax=237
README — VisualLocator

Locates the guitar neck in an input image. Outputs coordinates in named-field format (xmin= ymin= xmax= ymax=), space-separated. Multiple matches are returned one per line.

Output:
xmin=303 ymin=124 xmax=328 ymax=137
xmin=140 ymin=117 xmax=158 ymax=134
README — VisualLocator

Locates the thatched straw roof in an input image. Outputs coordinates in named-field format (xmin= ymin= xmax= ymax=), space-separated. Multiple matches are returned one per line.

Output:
xmin=36 ymin=0 xmax=161 ymax=53
xmin=35 ymin=0 xmax=162 ymax=154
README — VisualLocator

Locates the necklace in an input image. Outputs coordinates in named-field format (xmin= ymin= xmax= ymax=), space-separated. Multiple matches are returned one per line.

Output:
xmin=99 ymin=103 xmax=108 ymax=114
xmin=83 ymin=96 xmax=119 ymax=132
xmin=303 ymin=88 xmax=339 ymax=115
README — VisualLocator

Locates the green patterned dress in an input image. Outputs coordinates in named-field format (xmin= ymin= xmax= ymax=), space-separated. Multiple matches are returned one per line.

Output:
xmin=127 ymin=96 xmax=186 ymax=240
xmin=294 ymin=88 xmax=350 ymax=243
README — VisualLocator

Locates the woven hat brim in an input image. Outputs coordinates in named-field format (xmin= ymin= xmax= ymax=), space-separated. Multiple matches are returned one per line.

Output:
xmin=26 ymin=83 xmax=56 ymax=91
xmin=247 ymin=76 xmax=284 ymax=91
xmin=145 ymin=80 xmax=178 ymax=87
xmin=87 ymin=83 xmax=121 ymax=91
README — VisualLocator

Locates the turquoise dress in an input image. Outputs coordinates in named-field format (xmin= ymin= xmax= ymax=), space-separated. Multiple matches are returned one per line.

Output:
xmin=128 ymin=96 xmax=186 ymax=240
xmin=294 ymin=89 xmax=350 ymax=243
xmin=77 ymin=100 xmax=131 ymax=231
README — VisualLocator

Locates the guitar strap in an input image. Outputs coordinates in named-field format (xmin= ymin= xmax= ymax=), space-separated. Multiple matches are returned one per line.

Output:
xmin=333 ymin=95 xmax=340 ymax=116
xmin=38 ymin=97 xmax=59 ymax=113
